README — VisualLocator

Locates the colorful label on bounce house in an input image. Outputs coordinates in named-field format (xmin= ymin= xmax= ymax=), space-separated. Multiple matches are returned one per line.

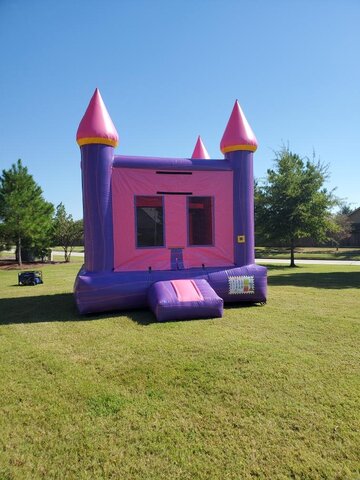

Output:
xmin=228 ymin=275 xmax=255 ymax=295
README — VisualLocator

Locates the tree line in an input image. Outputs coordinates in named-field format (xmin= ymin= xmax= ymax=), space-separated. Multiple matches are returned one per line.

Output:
xmin=255 ymin=146 xmax=352 ymax=266
xmin=0 ymin=159 xmax=83 ymax=266
xmin=0 ymin=151 xmax=354 ymax=268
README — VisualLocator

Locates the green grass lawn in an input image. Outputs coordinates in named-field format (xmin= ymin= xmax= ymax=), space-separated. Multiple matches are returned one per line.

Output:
xmin=0 ymin=262 xmax=359 ymax=479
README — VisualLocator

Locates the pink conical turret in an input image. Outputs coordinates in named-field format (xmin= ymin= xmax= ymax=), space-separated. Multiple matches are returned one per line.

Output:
xmin=191 ymin=136 xmax=210 ymax=159
xmin=220 ymin=100 xmax=257 ymax=154
xmin=76 ymin=88 xmax=119 ymax=147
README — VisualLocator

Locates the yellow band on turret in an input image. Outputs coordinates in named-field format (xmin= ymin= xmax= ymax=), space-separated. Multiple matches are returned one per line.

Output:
xmin=77 ymin=137 xmax=118 ymax=147
xmin=221 ymin=144 xmax=257 ymax=154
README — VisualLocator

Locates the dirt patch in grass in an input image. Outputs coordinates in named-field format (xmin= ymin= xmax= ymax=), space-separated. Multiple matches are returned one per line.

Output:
xmin=0 ymin=260 xmax=64 ymax=270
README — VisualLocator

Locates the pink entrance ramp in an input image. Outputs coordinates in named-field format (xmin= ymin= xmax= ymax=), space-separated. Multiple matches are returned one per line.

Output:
xmin=148 ymin=279 xmax=224 ymax=322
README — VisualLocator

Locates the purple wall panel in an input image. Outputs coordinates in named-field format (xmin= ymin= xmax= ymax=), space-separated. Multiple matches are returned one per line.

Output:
xmin=113 ymin=156 xmax=232 ymax=171
xmin=81 ymin=144 xmax=114 ymax=272
xmin=226 ymin=150 xmax=255 ymax=266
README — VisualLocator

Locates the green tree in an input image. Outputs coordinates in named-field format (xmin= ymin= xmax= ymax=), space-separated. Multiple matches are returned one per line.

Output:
xmin=339 ymin=203 xmax=353 ymax=216
xmin=0 ymin=223 xmax=10 ymax=252
xmin=0 ymin=159 xmax=54 ymax=266
xmin=255 ymin=146 xmax=338 ymax=267
xmin=52 ymin=203 xmax=83 ymax=262
xmin=329 ymin=210 xmax=352 ymax=250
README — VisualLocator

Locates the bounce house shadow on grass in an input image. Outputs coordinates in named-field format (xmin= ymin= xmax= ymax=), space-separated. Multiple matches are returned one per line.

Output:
xmin=2 ymin=290 xmax=176 ymax=326
xmin=0 ymin=291 xmax=235 ymax=327
xmin=0 ymin=292 xmax=259 ymax=327
xmin=0 ymin=293 xmax=79 ymax=325
xmin=0 ymin=293 xmax=158 ymax=326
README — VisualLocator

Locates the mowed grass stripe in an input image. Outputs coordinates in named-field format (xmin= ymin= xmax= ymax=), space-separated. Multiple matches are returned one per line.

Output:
xmin=0 ymin=263 xmax=359 ymax=479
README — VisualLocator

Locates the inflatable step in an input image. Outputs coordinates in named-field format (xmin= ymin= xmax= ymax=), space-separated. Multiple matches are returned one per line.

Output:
xmin=148 ymin=278 xmax=223 ymax=322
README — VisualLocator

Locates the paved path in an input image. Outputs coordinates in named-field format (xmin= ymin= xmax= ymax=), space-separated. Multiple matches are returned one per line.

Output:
xmin=52 ymin=251 xmax=84 ymax=257
xmin=255 ymin=258 xmax=360 ymax=266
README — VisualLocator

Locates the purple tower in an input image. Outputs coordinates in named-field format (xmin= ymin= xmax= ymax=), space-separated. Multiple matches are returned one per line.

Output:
xmin=220 ymin=101 xmax=258 ymax=267
xmin=76 ymin=89 xmax=119 ymax=272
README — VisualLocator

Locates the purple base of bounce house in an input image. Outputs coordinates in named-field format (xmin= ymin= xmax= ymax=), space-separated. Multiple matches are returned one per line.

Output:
xmin=74 ymin=89 xmax=267 ymax=321
xmin=74 ymin=264 xmax=267 ymax=316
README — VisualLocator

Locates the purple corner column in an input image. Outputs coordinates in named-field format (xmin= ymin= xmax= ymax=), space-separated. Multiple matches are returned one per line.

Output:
xmin=226 ymin=150 xmax=255 ymax=266
xmin=80 ymin=144 xmax=114 ymax=272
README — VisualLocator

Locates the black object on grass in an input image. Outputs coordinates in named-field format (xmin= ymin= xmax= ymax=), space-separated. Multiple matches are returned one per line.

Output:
xmin=18 ymin=271 xmax=43 ymax=286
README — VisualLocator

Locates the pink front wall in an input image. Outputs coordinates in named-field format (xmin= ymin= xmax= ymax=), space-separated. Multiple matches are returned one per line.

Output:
xmin=112 ymin=168 xmax=234 ymax=271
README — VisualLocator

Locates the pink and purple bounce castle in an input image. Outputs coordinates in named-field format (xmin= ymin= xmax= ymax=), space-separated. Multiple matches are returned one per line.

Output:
xmin=74 ymin=89 xmax=267 ymax=320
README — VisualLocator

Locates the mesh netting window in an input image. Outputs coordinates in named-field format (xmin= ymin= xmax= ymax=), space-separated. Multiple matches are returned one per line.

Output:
xmin=188 ymin=197 xmax=213 ymax=246
xmin=136 ymin=196 xmax=164 ymax=247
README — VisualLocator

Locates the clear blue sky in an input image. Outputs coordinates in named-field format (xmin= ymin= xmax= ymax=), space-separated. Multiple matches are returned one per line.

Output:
xmin=0 ymin=0 xmax=359 ymax=219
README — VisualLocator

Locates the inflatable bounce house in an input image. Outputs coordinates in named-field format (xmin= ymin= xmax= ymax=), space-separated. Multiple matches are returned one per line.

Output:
xmin=74 ymin=89 xmax=267 ymax=320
